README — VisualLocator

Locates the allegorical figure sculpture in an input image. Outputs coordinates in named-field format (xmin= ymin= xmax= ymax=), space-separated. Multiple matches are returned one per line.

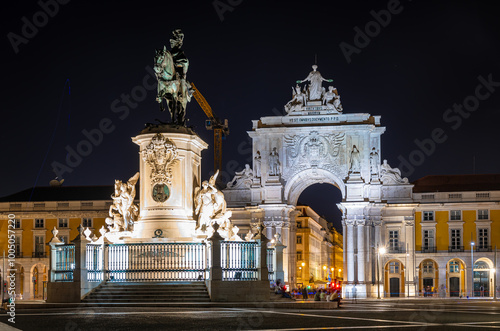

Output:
xmin=254 ymin=151 xmax=262 ymax=178
xmin=105 ymin=173 xmax=140 ymax=232
xmin=154 ymin=29 xmax=191 ymax=125
xmin=284 ymin=85 xmax=306 ymax=114
xmin=369 ymin=148 xmax=380 ymax=177
xmin=380 ymin=159 xmax=409 ymax=184
xmin=349 ymin=145 xmax=361 ymax=174
xmin=194 ymin=171 xmax=239 ymax=240
xmin=322 ymin=86 xmax=343 ymax=112
xmin=269 ymin=147 xmax=281 ymax=176
xmin=227 ymin=164 xmax=253 ymax=189
xmin=297 ymin=64 xmax=333 ymax=101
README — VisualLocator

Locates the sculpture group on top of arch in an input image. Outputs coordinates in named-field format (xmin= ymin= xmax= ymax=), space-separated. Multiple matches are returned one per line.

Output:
xmin=285 ymin=65 xmax=343 ymax=115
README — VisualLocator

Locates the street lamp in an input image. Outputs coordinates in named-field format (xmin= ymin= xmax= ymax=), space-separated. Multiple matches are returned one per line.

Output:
xmin=377 ymin=246 xmax=386 ymax=299
xmin=471 ymin=241 xmax=475 ymax=298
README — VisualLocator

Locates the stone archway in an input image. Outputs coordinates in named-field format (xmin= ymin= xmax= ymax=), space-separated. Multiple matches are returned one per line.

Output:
xmin=284 ymin=169 xmax=346 ymax=205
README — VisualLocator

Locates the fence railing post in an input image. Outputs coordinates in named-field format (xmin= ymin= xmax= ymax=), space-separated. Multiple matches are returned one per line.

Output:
xmin=208 ymin=223 xmax=223 ymax=281
xmin=47 ymin=227 xmax=63 ymax=282
xmin=254 ymin=224 xmax=269 ymax=281
xmin=273 ymin=240 xmax=286 ymax=284
xmin=71 ymin=225 xmax=90 ymax=286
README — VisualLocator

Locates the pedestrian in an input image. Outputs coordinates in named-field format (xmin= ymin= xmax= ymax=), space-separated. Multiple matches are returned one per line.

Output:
xmin=302 ymin=286 xmax=308 ymax=300
xmin=320 ymin=289 xmax=326 ymax=301
xmin=314 ymin=289 xmax=321 ymax=301
xmin=480 ymin=285 xmax=484 ymax=297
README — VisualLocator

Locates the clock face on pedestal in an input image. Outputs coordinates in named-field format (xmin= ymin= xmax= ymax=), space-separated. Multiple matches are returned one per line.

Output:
xmin=152 ymin=183 xmax=170 ymax=202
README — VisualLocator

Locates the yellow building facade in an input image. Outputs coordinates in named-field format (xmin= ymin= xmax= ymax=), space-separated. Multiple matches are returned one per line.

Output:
xmin=294 ymin=206 xmax=343 ymax=290
xmin=0 ymin=186 xmax=111 ymax=299
xmin=382 ymin=175 xmax=500 ymax=297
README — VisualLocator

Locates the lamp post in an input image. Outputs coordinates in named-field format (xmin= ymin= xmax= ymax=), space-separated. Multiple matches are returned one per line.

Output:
xmin=494 ymin=245 xmax=497 ymax=300
xmin=471 ymin=241 xmax=475 ymax=298
xmin=377 ymin=246 xmax=386 ymax=299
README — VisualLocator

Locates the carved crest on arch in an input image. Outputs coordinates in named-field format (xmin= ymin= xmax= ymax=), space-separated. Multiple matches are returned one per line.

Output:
xmin=282 ymin=131 xmax=346 ymax=180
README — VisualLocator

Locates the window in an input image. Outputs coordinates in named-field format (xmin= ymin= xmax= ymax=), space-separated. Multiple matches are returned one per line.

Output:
xmin=448 ymin=193 xmax=462 ymax=199
xmin=476 ymin=193 xmax=490 ymax=199
xmin=389 ymin=230 xmax=399 ymax=251
xmin=58 ymin=218 xmax=68 ymax=228
xmin=422 ymin=194 xmax=434 ymax=200
xmin=14 ymin=219 xmax=21 ymax=229
xmin=15 ymin=236 xmax=21 ymax=257
xmin=34 ymin=236 xmax=45 ymax=257
xmin=478 ymin=210 xmax=489 ymax=220
xmin=450 ymin=210 xmax=461 ymax=221
xmin=35 ymin=218 xmax=44 ymax=228
xmin=423 ymin=261 xmax=434 ymax=273
xmin=478 ymin=228 xmax=488 ymax=248
xmin=296 ymin=221 xmax=302 ymax=228
xmin=296 ymin=236 xmax=302 ymax=244
xmin=389 ymin=261 xmax=399 ymax=273
xmin=423 ymin=230 xmax=434 ymax=250
xmin=81 ymin=202 xmax=93 ymax=207
xmin=83 ymin=218 xmax=92 ymax=228
xmin=449 ymin=261 xmax=460 ymax=273
xmin=297 ymin=251 xmax=303 ymax=260
xmin=423 ymin=211 xmax=434 ymax=221
xmin=450 ymin=229 xmax=461 ymax=249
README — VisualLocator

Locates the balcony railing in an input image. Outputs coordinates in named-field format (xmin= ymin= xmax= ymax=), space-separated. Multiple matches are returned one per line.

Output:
xmin=421 ymin=246 xmax=437 ymax=253
xmin=448 ymin=246 xmax=464 ymax=252
xmin=475 ymin=246 xmax=492 ymax=252
xmin=387 ymin=245 xmax=405 ymax=254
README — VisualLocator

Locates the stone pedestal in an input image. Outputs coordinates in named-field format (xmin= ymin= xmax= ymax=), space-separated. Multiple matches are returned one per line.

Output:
xmin=132 ymin=126 xmax=208 ymax=241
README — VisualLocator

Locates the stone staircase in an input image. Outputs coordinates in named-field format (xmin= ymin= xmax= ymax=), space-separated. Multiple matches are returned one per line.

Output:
xmin=82 ymin=282 xmax=211 ymax=303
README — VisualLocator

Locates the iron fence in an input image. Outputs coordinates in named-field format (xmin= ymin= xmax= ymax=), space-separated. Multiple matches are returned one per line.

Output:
xmin=221 ymin=241 xmax=258 ymax=281
xmin=54 ymin=244 xmax=75 ymax=282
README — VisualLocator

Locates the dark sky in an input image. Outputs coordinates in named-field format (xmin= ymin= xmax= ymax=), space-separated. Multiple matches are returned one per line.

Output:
xmin=2 ymin=0 xmax=500 ymax=231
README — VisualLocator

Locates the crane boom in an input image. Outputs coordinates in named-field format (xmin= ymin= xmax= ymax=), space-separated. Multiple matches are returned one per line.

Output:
xmin=190 ymin=82 xmax=229 ymax=172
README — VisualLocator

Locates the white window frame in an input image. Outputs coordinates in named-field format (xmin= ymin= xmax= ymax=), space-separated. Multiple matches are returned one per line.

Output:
xmin=423 ymin=211 xmax=434 ymax=221
xmin=14 ymin=219 xmax=21 ymax=229
xmin=422 ymin=229 xmax=435 ymax=249
xmin=15 ymin=235 xmax=22 ymax=257
xmin=478 ymin=228 xmax=489 ymax=249
xmin=478 ymin=209 xmax=489 ymax=220
xmin=58 ymin=218 xmax=69 ymax=228
xmin=450 ymin=210 xmax=461 ymax=221
xmin=82 ymin=218 xmax=93 ymax=228
xmin=33 ymin=233 xmax=46 ymax=257
xmin=34 ymin=218 xmax=44 ymax=229
xmin=449 ymin=228 xmax=462 ymax=250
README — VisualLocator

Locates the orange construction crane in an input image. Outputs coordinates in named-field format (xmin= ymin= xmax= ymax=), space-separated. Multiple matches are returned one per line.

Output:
xmin=190 ymin=82 xmax=229 ymax=172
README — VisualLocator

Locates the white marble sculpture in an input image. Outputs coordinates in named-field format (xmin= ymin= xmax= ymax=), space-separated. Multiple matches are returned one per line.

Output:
xmin=322 ymin=86 xmax=343 ymax=112
xmin=227 ymin=164 xmax=253 ymax=189
xmin=349 ymin=145 xmax=361 ymax=174
xmin=194 ymin=170 xmax=239 ymax=240
xmin=297 ymin=65 xmax=333 ymax=101
xmin=370 ymin=148 xmax=380 ymax=178
xmin=380 ymin=159 xmax=409 ymax=185
xmin=105 ymin=172 xmax=140 ymax=232
xmin=141 ymin=133 xmax=178 ymax=186
xmin=284 ymin=85 xmax=306 ymax=114
xmin=269 ymin=147 xmax=281 ymax=176
xmin=254 ymin=151 xmax=262 ymax=178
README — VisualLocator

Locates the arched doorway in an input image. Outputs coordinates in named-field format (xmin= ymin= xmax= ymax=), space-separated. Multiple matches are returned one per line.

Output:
xmin=293 ymin=182 xmax=343 ymax=292
xmin=474 ymin=258 xmax=493 ymax=297
xmin=384 ymin=259 xmax=405 ymax=297
xmin=31 ymin=264 xmax=47 ymax=299
xmin=418 ymin=259 xmax=439 ymax=297
xmin=447 ymin=258 xmax=466 ymax=297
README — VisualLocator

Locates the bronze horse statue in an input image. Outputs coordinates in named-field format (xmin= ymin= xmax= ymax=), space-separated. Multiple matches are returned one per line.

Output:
xmin=153 ymin=30 xmax=191 ymax=126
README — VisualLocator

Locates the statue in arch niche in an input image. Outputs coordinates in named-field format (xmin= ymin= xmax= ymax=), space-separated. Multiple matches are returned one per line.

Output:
xmin=105 ymin=173 xmax=140 ymax=232
xmin=349 ymin=145 xmax=361 ymax=174
xmin=194 ymin=171 xmax=240 ymax=240
xmin=269 ymin=147 xmax=281 ymax=176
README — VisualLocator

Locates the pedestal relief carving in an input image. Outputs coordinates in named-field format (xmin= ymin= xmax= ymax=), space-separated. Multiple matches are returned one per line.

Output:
xmin=141 ymin=133 xmax=178 ymax=203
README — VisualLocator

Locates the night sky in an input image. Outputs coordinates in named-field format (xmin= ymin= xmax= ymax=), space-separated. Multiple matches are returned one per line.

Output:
xmin=2 ymin=0 xmax=500 ymax=231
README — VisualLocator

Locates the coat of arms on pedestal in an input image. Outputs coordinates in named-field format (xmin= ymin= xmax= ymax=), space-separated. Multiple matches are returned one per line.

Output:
xmin=141 ymin=133 xmax=178 ymax=203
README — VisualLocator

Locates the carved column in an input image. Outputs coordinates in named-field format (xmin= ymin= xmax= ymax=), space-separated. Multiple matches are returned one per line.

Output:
xmin=345 ymin=219 xmax=355 ymax=284
xmin=357 ymin=219 xmax=365 ymax=283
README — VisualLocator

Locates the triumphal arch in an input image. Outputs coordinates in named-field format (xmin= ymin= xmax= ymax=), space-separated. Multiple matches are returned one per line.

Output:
xmin=223 ymin=65 xmax=416 ymax=298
